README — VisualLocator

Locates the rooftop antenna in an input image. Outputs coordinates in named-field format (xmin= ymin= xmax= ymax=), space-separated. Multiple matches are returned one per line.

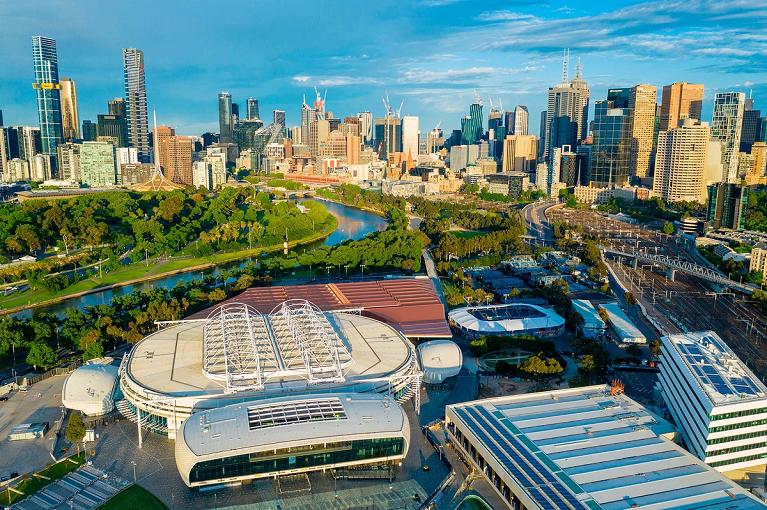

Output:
xmin=562 ymin=48 xmax=570 ymax=83
xmin=575 ymin=57 xmax=583 ymax=80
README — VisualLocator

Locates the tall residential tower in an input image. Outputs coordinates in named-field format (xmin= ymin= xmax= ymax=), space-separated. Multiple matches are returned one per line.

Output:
xmin=218 ymin=92 xmax=233 ymax=144
xmin=711 ymin=92 xmax=746 ymax=183
xmin=659 ymin=82 xmax=704 ymax=131
xmin=123 ymin=48 xmax=150 ymax=162
xmin=32 ymin=36 xmax=64 ymax=164
xmin=59 ymin=77 xmax=79 ymax=140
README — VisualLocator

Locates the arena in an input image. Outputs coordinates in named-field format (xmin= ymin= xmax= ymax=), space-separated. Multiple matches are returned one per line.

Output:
xmin=119 ymin=299 xmax=423 ymax=439
xmin=447 ymin=303 xmax=565 ymax=338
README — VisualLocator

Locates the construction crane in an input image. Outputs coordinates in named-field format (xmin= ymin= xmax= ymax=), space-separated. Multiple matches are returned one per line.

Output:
xmin=396 ymin=99 xmax=404 ymax=118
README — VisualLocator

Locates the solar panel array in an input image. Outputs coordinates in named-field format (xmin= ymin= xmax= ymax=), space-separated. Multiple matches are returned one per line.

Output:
xmin=676 ymin=333 xmax=766 ymax=401
xmin=454 ymin=404 xmax=589 ymax=510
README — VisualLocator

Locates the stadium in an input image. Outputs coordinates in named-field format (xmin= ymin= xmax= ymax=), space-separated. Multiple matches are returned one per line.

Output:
xmin=447 ymin=303 xmax=565 ymax=338
xmin=118 ymin=299 xmax=423 ymax=440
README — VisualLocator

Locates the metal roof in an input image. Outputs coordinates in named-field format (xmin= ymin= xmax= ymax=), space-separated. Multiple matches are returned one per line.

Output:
xmin=598 ymin=303 xmax=646 ymax=343
xmin=663 ymin=330 xmax=767 ymax=406
xmin=448 ymin=303 xmax=565 ymax=334
xmin=448 ymin=386 xmax=766 ymax=510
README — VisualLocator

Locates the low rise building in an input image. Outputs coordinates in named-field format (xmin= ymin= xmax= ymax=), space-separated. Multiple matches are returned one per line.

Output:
xmin=750 ymin=244 xmax=767 ymax=283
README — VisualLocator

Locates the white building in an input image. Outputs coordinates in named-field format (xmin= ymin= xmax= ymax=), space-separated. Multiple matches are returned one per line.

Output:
xmin=599 ymin=302 xmax=646 ymax=344
xmin=401 ymin=115 xmax=419 ymax=158
xmin=62 ymin=358 xmax=120 ymax=416
xmin=660 ymin=330 xmax=767 ymax=479
xmin=446 ymin=386 xmax=766 ymax=510
xmin=192 ymin=161 xmax=211 ymax=190
xmin=571 ymin=299 xmax=606 ymax=339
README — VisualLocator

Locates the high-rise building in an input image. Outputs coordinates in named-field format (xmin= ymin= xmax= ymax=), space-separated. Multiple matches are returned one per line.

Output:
xmin=740 ymin=104 xmax=762 ymax=153
xmin=461 ymin=101 xmax=483 ymax=144
xmin=123 ymin=48 xmax=150 ymax=162
xmin=308 ymin=119 xmax=330 ymax=158
xmin=155 ymin=125 xmax=175 ymax=175
xmin=59 ymin=77 xmax=79 ymax=140
xmin=401 ymin=116 xmax=419 ymax=158
xmin=108 ymin=97 xmax=126 ymax=117
xmin=57 ymin=142 xmax=81 ymax=181
xmin=589 ymin=100 xmax=631 ymax=187
xmin=231 ymin=103 xmax=239 ymax=126
xmin=545 ymin=56 xmax=589 ymax=160
xmin=358 ymin=111 xmax=373 ymax=145
xmin=711 ymin=92 xmax=746 ymax=183
xmin=653 ymin=119 xmax=711 ymax=203
xmin=233 ymin=119 xmax=264 ymax=152
xmin=659 ymin=82 xmax=704 ymax=131
xmin=273 ymin=110 xmax=286 ymax=129
xmin=707 ymin=182 xmax=749 ymax=230
xmin=80 ymin=141 xmax=117 ymax=186
xmin=97 ymin=114 xmax=128 ymax=147
xmin=501 ymin=135 xmax=538 ymax=173
xmin=246 ymin=98 xmax=259 ymax=120
xmin=509 ymin=106 xmax=528 ymax=136
xmin=81 ymin=120 xmax=97 ymax=141
xmin=746 ymin=142 xmax=767 ymax=185
xmin=374 ymin=117 xmax=402 ymax=158
xmin=19 ymin=126 xmax=41 ymax=161
xmin=0 ymin=127 xmax=7 ymax=181
xmin=218 ymin=92 xmax=233 ymax=144
xmin=608 ymin=84 xmax=657 ymax=180
xmin=32 ymin=36 xmax=64 ymax=165
xmin=164 ymin=135 xmax=194 ymax=185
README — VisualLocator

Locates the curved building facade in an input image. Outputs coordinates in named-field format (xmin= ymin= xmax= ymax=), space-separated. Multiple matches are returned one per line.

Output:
xmin=119 ymin=301 xmax=422 ymax=438
xmin=448 ymin=303 xmax=565 ymax=338
xmin=175 ymin=393 xmax=409 ymax=487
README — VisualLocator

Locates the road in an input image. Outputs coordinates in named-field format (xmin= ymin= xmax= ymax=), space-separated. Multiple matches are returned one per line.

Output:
xmin=522 ymin=200 xmax=558 ymax=241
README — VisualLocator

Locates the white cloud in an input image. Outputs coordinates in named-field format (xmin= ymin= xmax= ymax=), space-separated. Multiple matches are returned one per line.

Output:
xmin=476 ymin=11 xmax=540 ymax=22
xmin=292 ymin=75 xmax=310 ymax=83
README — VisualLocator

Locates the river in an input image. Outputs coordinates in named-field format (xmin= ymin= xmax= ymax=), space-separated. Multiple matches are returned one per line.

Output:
xmin=17 ymin=200 xmax=388 ymax=317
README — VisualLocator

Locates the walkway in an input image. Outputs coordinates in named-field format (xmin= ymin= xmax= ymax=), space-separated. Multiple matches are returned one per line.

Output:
xmin=423 ymin=248 xmax=447 ymax=308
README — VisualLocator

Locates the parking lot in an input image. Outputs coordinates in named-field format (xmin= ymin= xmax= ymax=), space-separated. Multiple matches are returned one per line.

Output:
xmin=0 ymin=375 xmax=66 ymax=479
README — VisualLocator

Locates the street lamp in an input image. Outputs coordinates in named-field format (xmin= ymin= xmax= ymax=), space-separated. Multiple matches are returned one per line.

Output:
xmin=130 ymin=460 xmax=136 ymax=483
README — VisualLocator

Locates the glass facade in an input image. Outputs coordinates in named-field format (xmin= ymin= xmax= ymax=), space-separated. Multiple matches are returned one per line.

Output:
xmin=32 ymin=36 xmax=64 ymax=162
xmin=189 ymin=437 xmax=404 ymax=484
xmin=589 ymin=100 xmax=631 ymax=187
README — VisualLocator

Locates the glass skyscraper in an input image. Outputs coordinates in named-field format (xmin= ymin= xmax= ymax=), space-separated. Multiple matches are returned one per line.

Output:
xmin=589 ymin=100 xmax=631 ymax=187
xmin=461 ymin=102 xmax=483 ymax=145
xmin=218 ymin=92 xmax=233 ymax=144
xmin=123 ymin=48 xmax=150 ymax=163
xmin=32 ymin=36 xmax=64 ymax=165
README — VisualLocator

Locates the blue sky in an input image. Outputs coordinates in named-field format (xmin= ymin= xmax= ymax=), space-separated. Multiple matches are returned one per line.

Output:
xmin=1 ymin=0 xmax=766 ymax=136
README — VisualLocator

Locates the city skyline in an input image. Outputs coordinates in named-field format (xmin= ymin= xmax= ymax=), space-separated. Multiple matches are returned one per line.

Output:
xmin=1 ymin=0 xmax=766 ymax=135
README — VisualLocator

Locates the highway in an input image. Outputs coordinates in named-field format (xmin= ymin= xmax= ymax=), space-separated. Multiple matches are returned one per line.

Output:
xmin=522 ymin=200 xmax=558 ymax=241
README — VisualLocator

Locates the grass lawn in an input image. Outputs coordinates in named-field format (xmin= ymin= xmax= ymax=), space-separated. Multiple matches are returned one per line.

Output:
xmin=0 ymin=216 xmax=336 ymax=312
xmin=97 ymin=485 xmax=167 ymax=510
xmin=0 ymin=453 xmax=85 ymax=505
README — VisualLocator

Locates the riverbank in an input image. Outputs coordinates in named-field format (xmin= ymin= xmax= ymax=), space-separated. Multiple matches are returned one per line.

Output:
xmin=312 ymin=194 xmax=388 ymax=219
xmin=0 ymin=216 xmax=337 ymax=315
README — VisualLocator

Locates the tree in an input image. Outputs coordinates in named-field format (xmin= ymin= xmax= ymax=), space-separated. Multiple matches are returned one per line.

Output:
xmin=649 ymin=339 xmax=662 ymax=359
xmin=83 ymin=340 xmax=104 ymax=361
xmin=26 ymin=342 xmax=57 ymax=370
xmin=66 ymin=412 xmax=86 ymax=455
xmin=662 ymin=222 xmax=675 ymax=235
xmin=624 ymin=291 xmax=637 ymax=306
xmin=580 ymin=354 xmax=597 ymax=373
xmin=597 ymin=307 xmax=610 ymax=324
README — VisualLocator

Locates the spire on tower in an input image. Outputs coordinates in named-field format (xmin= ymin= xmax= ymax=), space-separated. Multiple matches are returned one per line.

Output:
xmin=575 ymin=57 xmax=583 ymax=81
xmin=562 ymin=48 xmax=570 ymax=83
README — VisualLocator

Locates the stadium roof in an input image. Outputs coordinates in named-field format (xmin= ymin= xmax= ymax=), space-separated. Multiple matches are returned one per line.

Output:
xmin=417 ymin=340 xmax=463 ymax=384
xmin=448 ymin=303 xmax=564 ymax=334
xmin=127 ymin=310 xmax=415 ymax=398
xmin=189 ymin=278 xmax=451 ymax=338
xmin=448 ymin=386 xmax=766 ymax=510
xmin=179 ymin=393 xmax=408 ymax=458
xmin=62 ymin=358 xmax=119 ymax=416
xmin=572 ymin=299 xmax=606 ymax=330
xmin=663 ymin=330 xmax=767 ymax=406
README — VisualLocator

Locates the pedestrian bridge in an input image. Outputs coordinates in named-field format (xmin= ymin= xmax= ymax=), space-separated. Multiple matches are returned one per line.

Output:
xmin=602 ymin=247 xmax=756 ymax=294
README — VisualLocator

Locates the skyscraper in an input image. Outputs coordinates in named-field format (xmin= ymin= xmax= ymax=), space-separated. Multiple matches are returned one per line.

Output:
xmin=461 ymin=100 xmax=483 ymax=144
xmin=711 ymin=92 xmax=746 ymax=183
xmin=740 ymin=101 xmax=762 ymax=153
xmin=653 ymin=119 xmax=711 ymax=203
xmin=608 ymin=84 xmax=657 ymax=181
xmin=0 ymin=116 xmax=7 ymax=180
xmin=32 ymin=36 xmax=64 ymax=165
xmin=273 ymin=110 xmax=286 ymax=128
xmin=545 ymin=55 xmax=589 ymax=161
xmin=218 ymin=92 xmax=233 ymax=144
xmin=59 ymin=77 xmax=79 ymax=140
xmin=123 ymin=48 xmax=150 ymax=162
xmin=358 ymin=111 xmax=373 ymax=145
xmin=246 ymin=98 xmax=260 ymax=120
xmin=81 ymin=120 xmax=97 ymax=141
xmin=402 ymin=115 xmax=419 ymax=157
xmin=589 ymin=100 xmax=631 ymax=187
xmin=659 ymin=82 xmax=704 ymax=131
xmin=108 ymin=97 xmax=126 ymax=117
xmin=231 ymin=103 xmax=240 ymax=125
xmin=501 ymin=135 xmax=538 ymax=173
xmin=374 ymin=117 xmax=402 ymax=159
xmin=509 ymin=106 xmax=529 ymax=136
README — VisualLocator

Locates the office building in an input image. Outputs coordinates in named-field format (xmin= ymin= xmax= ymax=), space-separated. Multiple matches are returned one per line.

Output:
xmin=57 ymin=142 xmax=81 ymax=181
xmin=97 ymin=114 xmax=128 ymax=147
xmin=401 ymin=115 xmax=419 ymax=157
xmin=32 ymin=36 xmax=64 ymax=163
xmin=59 ymin=77 xmax=79 ymax=140
xmin=589 ymin=100 xmax=631 ymax=187
xmin=508 ymin=105 xmax=528 ymax=136
xmin=374 ymin=117 xmax=401 ymax=158
xmin=558 ymin=145 xmax=580 ymax=186
xmin=357 ymin=111 xmax=373 ymax=145
xmin=5 ymin=159 xmax=31 ymax=182
xmin=461 ymin=101 xmax=483 ymax=144
xmin=123 ymin=48 xmax=150 ymax=162
xmin=80 ymin=141 xmax=117 ymax=186
xmin=545 ymin=57 xmax=589 ymax=160
xmin=653 ymin=119 xmax=711 ymax=203
xmin=233 ymin=119 xmax=264 ymax=152
xmin=750 ymin=245 xmax=767 ymax=284
xmin=660 ymin=331 xmax=767 ymax=477
xmin=154 ymin=125 xmax=175 ymax=173
xmin=81 ymin=120 xmax=96 ymax=141
xmin=273 ymin=110 xmax=285 ymax=129
xmin=204 ymin=150 xmax=228 ymax=189
xmin=707 ymin=182 xmax=749 ymax=230
xmin=608 ymin=84 xmax=657 ymax=181
xmin=483 ymin=172 xmax=529 ymax=199
xmin=246 ymin=98 xmax=259 ymax=120
xmin=426 ymin=128 xmax=444 ymax=154
xmin=31 ymin=153 xmax=51 ymax=181
xmin=741 ymin=105 xmax=762 ymax=153
xmin=308 ymin=119 xmax=330 ymax=159
xmin=500 ymin=135 xmax=537 ymax=173
xmin=163 ymin=135 xmax=194 ymax=185
xmin=218 ymin=91 xmax=233 ymax=144
xmin=745 ymin=142 xmax=767 ymax=185
xmin=659 ymin=82 xmax=704 ymax=131
xmin=447 ymin=385 xmax=765 ymax=510
xmin=712 ymin=92 xmax=746 ymax=183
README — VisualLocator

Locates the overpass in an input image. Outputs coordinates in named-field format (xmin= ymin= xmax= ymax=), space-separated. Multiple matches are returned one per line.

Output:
xmin=603 ymin=247 xmax=757 ymax=294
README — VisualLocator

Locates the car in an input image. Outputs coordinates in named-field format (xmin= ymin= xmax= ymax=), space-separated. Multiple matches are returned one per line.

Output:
xmin=0 ymin=395 xmax=8 ymax=401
